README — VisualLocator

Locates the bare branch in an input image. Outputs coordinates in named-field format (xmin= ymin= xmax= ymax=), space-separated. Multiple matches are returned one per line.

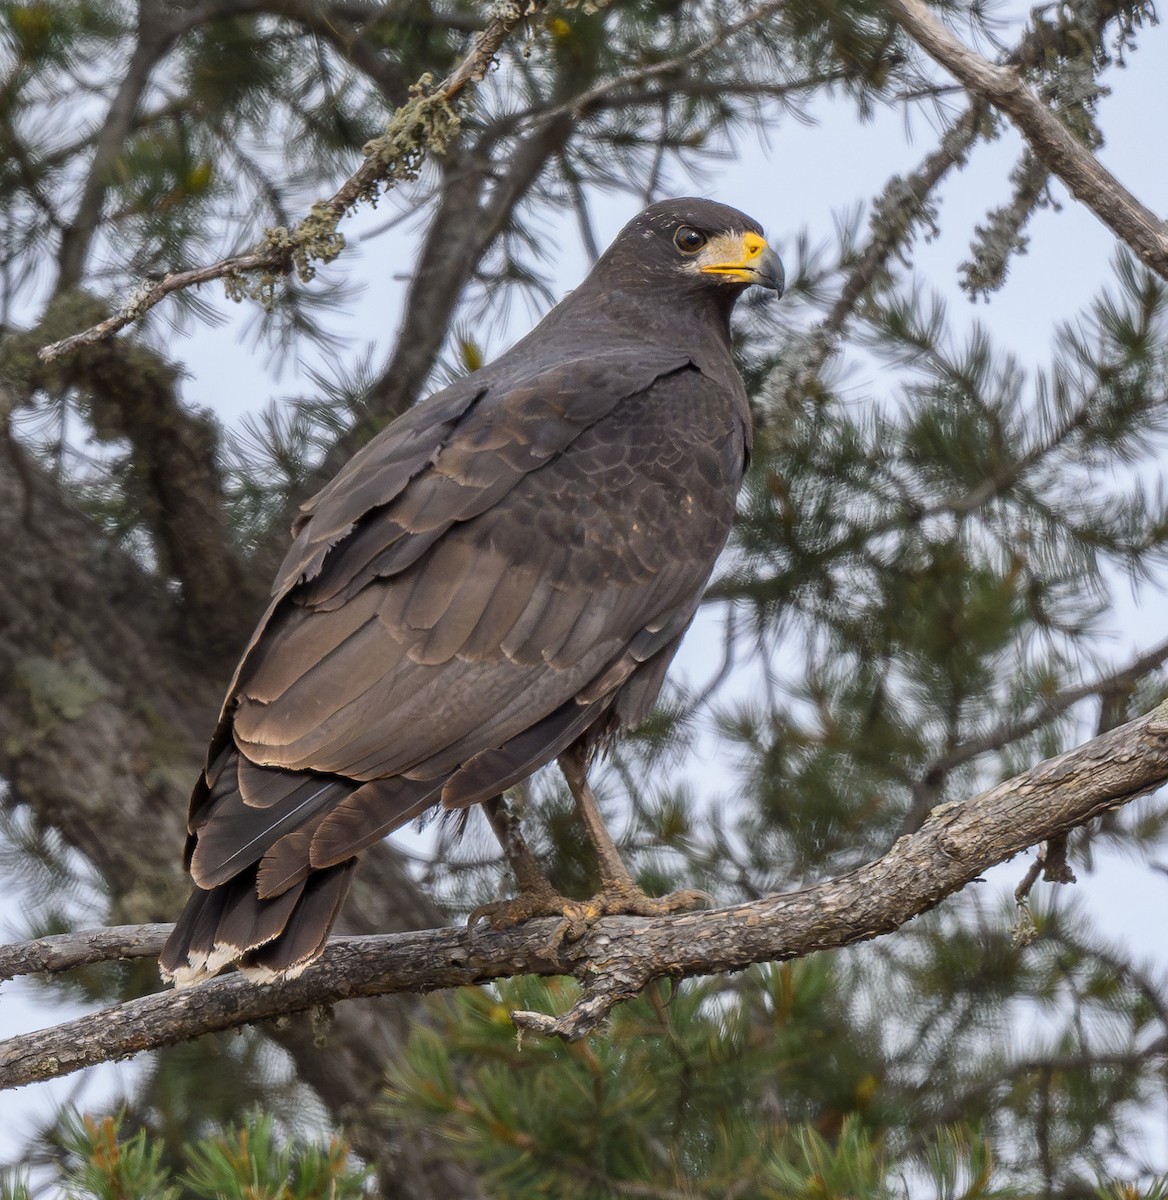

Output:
xmin=0 ymin=924 xmax=172 ymax=982
xmin=54 ymin=3 xmax=182 ymax=292
xmin=37 ymin=0 xmax=545 ymax=363
xmin=4 ymin=700 xmax=1167 ymax=1084
xmin=496 ymin=0 xmax=789 ymax=132
xmin=884 ymin=0 xmax=1168 ymax=279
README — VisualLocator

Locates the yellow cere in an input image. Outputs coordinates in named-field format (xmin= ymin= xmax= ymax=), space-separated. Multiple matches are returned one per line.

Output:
xmin=700 ymin=231 xmax=770 ymax=279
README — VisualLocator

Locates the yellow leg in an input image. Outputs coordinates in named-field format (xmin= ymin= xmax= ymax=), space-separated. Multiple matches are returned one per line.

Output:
xmin=471 ymin=754 xmax=711 ymax=949
xmin=469 ymin=795 xmax=581 ymax=935
xmin=556 ymin=745 xmax=712 ymax=921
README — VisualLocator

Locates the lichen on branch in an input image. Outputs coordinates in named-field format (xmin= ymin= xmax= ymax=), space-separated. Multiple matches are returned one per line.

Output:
xmin=37 ymin=3 xmax=545 ymax=362
xmin=362 ymin=74 xmax=463 ymax=185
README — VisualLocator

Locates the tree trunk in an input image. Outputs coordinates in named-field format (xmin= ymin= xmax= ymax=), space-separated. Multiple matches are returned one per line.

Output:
xmin=0 ymin=440 xmax=481 ymax=1196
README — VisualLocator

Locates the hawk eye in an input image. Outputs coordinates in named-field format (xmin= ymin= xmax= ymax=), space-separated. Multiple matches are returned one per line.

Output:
xmin=673 ymin=226 xmax=707 ymax=254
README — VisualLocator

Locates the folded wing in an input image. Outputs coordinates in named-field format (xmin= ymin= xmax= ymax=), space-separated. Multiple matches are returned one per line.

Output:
xmin=162 ymin=351 xmax=747 ymax=982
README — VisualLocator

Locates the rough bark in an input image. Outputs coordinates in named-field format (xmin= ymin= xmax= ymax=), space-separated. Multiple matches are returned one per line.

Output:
xmin=4 ymin=698 xmax=1165 ymax=1085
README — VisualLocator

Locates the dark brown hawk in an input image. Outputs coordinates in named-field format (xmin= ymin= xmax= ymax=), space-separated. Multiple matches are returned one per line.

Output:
xmin=160 ymin=198 xmax=783 ymax=985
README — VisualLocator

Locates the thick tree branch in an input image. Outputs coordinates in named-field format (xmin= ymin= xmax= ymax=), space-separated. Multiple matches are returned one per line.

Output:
xmin=0 ymin=924 xmax=172 ymax=981
xmin=4 ymin=700 xmax=1166 ymax=1086
xmin=37 ymin=0 xmax=545 ymax=363
xmin=883 ymin=0 xmax=1168 ymax=279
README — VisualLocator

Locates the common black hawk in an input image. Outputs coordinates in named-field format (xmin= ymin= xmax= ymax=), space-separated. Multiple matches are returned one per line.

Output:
xmin=161 ymin=197 xmax=784 ymax=985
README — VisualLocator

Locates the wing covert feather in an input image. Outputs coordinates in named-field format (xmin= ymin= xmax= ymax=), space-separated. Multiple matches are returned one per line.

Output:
xmin=277 ymin=350 xmax=689 ymax=601
xmin=161 ymin=196 xmax=777 ymax=987
xmin=232 ymin=364 xmax=745 ymax=785
xmin=179 ymin=357 xmax=748 ymax=940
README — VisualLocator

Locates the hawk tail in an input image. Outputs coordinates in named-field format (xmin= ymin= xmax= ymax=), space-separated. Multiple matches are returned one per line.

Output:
xmin=160 ymin=747 xmax=441 ymax=986
xmin=159 ymin=859 xmax=357 ymax=986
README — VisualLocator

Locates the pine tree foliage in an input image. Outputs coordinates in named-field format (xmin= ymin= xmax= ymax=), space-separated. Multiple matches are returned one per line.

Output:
xmin=2 ymin=0 xmax=1168 ymax=1196
xmin=0 ymin=1109 xmax=367 ymax=1200
xmin=379 ymin=969 xmax=1021 ymax=1200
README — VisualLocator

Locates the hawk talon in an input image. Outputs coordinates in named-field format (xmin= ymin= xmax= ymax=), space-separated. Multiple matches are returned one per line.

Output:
xmin=587 ymin=884 xmax=715 ymax=920
xmin=467 ymin=889 xmax=578 ymax=933
xmin=469 ymin=883 xmax=714 ymax=956
xmin=467 ymin=890 xmax=591 ymax=957
xmin=548 ymin=885 xmax=714 ymax=952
